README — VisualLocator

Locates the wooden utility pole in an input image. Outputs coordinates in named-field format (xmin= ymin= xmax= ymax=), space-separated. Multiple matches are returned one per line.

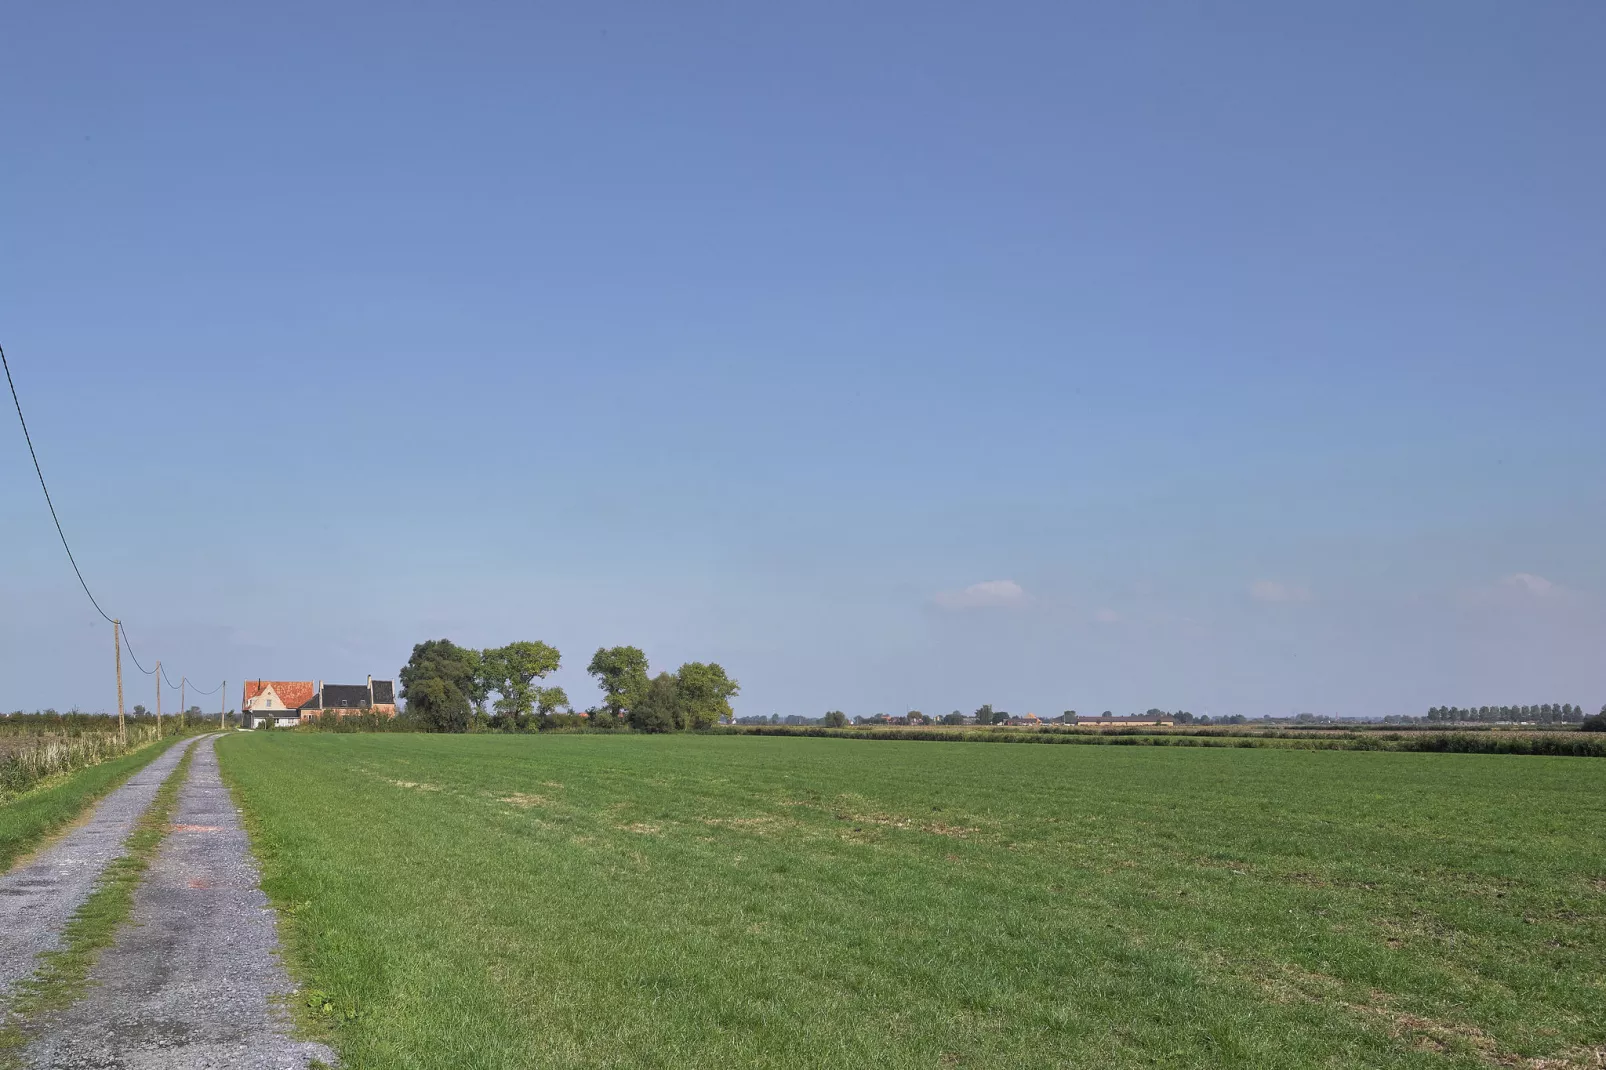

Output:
xmin=155 ymin=662 xmax=162 ymax=740
xmin=180 ymin=678 xmax=186 ymax=730
xmin=220 ymin=682 xmax=227 ymax=731
xmin=114 ymin=620 xmax=126 ymax=744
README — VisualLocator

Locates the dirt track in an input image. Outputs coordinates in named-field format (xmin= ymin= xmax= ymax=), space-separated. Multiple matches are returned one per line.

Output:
xmin=0 ymin=736 xmax=203 ymax=1009
xmin=17 ymin=735 xmax=336 ymax=1069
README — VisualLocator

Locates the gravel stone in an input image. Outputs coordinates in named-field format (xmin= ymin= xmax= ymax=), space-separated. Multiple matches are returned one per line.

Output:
xmin=23 ymin=735 xmax=338 ymax=1069
xmin=0 ymin=735 xmax=205 ymax=1009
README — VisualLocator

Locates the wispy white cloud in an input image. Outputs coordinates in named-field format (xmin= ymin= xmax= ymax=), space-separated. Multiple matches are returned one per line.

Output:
xmin=1501 ymin=572 xmax=1558 ymax=597
xmin=1249 ymin=580 xmax=1311 ymax=604
xmin=933 ymin=579 xmax=1029 ymax=610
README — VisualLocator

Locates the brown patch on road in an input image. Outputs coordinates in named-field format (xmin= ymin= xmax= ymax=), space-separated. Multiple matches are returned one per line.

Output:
xmin=169 ymin=825 xmax=222 ymax=833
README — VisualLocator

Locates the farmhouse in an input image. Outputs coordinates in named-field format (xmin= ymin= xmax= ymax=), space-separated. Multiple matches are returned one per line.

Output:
xmin=242 ymin=681 xmax=315 ymax=729
xmin=242 ymin=676 xmax=397 ymax=729
xmin=1074 ymin=712 xmax=1175 ymax=727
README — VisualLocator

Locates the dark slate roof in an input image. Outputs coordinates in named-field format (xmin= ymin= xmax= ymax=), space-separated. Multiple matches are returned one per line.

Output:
xmin=321 ymin=684 xmax=372 ymax=709
xmin=372 ymin=680 xmax=395 ymax=704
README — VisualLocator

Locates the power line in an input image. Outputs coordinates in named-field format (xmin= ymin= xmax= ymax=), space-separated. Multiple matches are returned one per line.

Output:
xmin=1 ymin=343 xmax=115 ymax=624
xmin=183 ymin=678 xmax=224 ymax=696
xmin=121 ymin=625 xmax=157 ymax=674
xmin=4 ymin=341 xmax=213 ymax=699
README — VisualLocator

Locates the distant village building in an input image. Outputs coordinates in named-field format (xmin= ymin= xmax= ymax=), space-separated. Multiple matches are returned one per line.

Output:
xmin=1074 ymin=712 xmax=1175 ymax=727
xmin=242 ymin=676 xmax=397 ymax=729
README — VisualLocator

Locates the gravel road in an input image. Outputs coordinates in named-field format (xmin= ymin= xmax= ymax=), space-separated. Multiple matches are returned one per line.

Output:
xmin=23 ymin=734 xmax=337 ymax=1069
xmin=0 ymin=734 xmax=204 ymax=1010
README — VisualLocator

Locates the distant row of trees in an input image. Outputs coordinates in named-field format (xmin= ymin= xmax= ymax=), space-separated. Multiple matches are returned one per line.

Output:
xmin=755 ymin=706 xmax=1253 ymax=727
xmin=397 ymin=640 xmax=738 ymax=734
xmin=1426 ymin=704 xmax=1591 ymax=724
xmin=586 ymin=646 xmax=740 ymax=732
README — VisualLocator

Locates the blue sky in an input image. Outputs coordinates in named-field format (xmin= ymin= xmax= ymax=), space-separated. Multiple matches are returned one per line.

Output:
xmin=3 ymin=2 xmax=1602 ymax=719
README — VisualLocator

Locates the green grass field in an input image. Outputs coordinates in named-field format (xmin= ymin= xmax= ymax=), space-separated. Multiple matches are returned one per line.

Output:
xmin=0 ymin=736 xmax=180 ymax=873
xmin=216 ymin=733 xmax=1606 ymax=1069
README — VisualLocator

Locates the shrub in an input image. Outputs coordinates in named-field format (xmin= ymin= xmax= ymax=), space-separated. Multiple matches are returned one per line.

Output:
xmin=1578 ymin=715 xmax=1606 ymax=734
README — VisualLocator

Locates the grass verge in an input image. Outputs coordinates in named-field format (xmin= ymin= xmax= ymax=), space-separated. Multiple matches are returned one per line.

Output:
xmin=0 ymin=740 xmax=197 ymax=1064
xmin=0 ymin=735 xmax=181 ymax=873
xmin=220 ymin=733 xmax=1606 ymax=1069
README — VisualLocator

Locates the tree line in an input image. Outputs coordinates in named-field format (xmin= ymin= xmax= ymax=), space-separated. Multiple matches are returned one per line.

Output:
xmin=397 ymin=640 xmax=738 ymax=734
xmin=1426 ymin=704 xmax=1588 ymax=724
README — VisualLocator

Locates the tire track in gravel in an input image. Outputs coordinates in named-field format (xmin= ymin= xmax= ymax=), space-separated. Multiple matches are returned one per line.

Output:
xmin=22 ymin=734 xmax=337 ymax=1069
xmin=0 ymin=735 xmax=205 ymax=1011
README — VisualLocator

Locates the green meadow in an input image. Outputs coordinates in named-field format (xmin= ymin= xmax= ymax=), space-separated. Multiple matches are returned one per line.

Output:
xmin=216 ymin=733 xmax=1606 ymax=1069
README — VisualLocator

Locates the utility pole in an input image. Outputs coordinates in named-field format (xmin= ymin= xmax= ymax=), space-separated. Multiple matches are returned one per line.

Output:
xmin=220 ymin=682 xmax=227 ymax=732
xmin=114 ymin=620 xmax=126 ymax=744
xmin=180 ymin=678 xmax=186 ymax=730
xmin=156 ymin=662 xmax=162 ymax=740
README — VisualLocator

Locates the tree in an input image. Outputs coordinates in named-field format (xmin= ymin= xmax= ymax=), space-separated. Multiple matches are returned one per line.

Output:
xmin=631 ymin=672 xmax=685 ymax=733
xmin=587 ymin=647 xmax=650 ymax=721
xmin=399 ymin=639 xmax=481 ymax=732
xmin=823 ymin=710 xmax=848 ymax=728
xmin=1579 ymin=711 xmax=1606 ymax=733
xmin=536 ymin=686 xmax=569 ymax=717
xmin=480 ymin=641 xmax=562 ymax=729
xmin=973 ymin=704 xmax=996 ymax=725
xmin=132 ymin=704 xmax=149 ymax=717
xmin=942 ymin=711 xmax=964 ymax=725
xmin=675 ymin=662 xmax=740 ymax=728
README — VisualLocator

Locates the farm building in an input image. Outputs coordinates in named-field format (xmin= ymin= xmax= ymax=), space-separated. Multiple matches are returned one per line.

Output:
xmin=242 ymin=681 xmax=315 ymax=729
xmin=242 ymin=677 xmax=397 ymax=728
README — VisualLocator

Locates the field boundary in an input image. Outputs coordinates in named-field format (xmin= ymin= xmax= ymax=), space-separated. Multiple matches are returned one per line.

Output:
xmin=712 ymin=724 xmax=1606 ymax=757
xmin=212 ymin=735 xmax=344 ymax=1055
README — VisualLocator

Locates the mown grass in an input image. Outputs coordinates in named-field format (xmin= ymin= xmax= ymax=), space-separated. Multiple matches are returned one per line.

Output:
xmin=217 ymin=733 xmax=1606 ymax=1070
xmin=0 ymin=735 xmax=180 ymax=873
xmin=0 ymin=741 xmax=195 ymax=1065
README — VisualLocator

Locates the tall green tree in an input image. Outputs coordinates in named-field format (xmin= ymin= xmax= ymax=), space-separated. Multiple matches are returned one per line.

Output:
xmin=587 ymin=646 xmax=650 ymax=720
xmin=480 ymin=641 xmax=562 ymax=729
xmin=631 ymin=672 xmax=685 ymax=733
xmin=398 ymin=639 xmax=481 ymax=732
xmin=973 ymin=704 xmax=996 ymax=725
xmin=675 ymin=662 xmax=739 ymax=728
xmin=823 ymin=710 xmax=848 ymax=728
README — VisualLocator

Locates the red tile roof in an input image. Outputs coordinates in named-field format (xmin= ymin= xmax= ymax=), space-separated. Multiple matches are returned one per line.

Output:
xmin=243 ymin=680 xmax=316 ymax=709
